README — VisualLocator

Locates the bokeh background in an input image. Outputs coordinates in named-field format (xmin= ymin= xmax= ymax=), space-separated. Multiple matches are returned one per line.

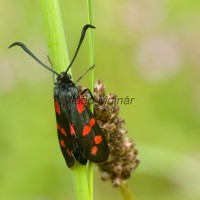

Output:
xmin=1 ymin=0 xmax=200 ymax=200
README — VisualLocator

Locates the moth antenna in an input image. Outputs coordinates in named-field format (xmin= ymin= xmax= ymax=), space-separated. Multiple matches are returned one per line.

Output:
xmin=66 ymin=24 xmax=96 ymax=73
xmin=9 ymin=42 xmax=59 ymax=76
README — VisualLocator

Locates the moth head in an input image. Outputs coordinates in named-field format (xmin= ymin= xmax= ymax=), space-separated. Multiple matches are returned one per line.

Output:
xmin=57 ymin=72 xmax=72 ymax=83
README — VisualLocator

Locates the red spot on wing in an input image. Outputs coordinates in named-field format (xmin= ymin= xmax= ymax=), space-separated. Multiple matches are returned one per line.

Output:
xmin=54 ymin=100 xmax=61 ymax=115
xmin=91 ymin=146 xmax=97 ymax=155
xmin=76 ymin=95 xmax=86 ymax=113
xmin=57 ymin=124 xmax=61 ymax=129
xmin=89 ymin=118 xmax=95 ymax=126
xmin=70 ymin=124 xmax=75 ymax=135
xmin=60 ymin=128 xmax=67 ymax=136
xmin=94 ymin=135 xmax=102 ymax=144
xmin=82 ymin=125 xmax=91 ymax=136
xmin=60 ymin=139 xmax=65 ymax=148
xmin=82 ymin=118 xmax=96 ymax=136
xmin=57 ymin=123 xmax=67 ymax=136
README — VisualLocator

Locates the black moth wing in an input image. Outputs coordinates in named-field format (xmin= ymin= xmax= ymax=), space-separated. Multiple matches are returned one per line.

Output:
xmin=54 ymin=86 xmax=75 ymax=168
xmin=70 ymin=95 xmax=109 ymax=163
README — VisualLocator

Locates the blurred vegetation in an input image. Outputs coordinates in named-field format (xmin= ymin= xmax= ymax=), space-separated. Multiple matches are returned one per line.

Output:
xmin=1 ymin=0 xmax=200 ymax=200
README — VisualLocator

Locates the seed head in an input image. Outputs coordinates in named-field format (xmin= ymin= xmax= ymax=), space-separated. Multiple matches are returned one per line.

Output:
xmin=78 ymin=80 xmax=139 ymax=187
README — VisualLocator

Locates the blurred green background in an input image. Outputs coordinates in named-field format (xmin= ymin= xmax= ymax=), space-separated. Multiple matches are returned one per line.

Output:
xmin=1 ymin=0 xmax=200 ymax=200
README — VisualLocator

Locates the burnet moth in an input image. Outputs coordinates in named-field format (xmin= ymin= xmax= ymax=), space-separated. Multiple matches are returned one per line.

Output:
xmin=9 ymin=24 xmax=109 ymax=168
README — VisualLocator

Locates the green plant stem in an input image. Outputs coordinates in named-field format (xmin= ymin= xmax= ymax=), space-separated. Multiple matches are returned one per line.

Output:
xmin=72 ymin=163 xmax=90 ymax=200
xmin=87 ymin=0 xmax=94 ymax=200
xmin=40 ymin=1 xmax=89 ymax=200
xmin=87 ymin=0 xmax=94 ymax=93
xmin=87 ymin=0 xmax=94 ymax=65
xmin=40 ymin=0 xmax=70 ymax=74
xmin=119 ymin=181 xmax=135 ymax=200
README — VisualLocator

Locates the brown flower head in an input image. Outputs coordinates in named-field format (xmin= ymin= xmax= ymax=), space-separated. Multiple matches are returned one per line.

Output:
xmin=78 ymin=80 xmax=139 ymax=187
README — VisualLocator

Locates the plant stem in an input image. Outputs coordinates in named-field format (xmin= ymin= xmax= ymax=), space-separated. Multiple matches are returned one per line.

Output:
xmin=119 ymin=181 xmax=135 ymax=200
xmin=40 ymin=1 xmax=89 ymax=200
xmin=87 ymin=0 xmax=94 ymax=200
xmin=72 ymin=163 xmax=90 ymax=200
xmin=40 ymin=0 xmax=70 ymax=74
xmin=87 ymin=0 xmax=94 ymax=93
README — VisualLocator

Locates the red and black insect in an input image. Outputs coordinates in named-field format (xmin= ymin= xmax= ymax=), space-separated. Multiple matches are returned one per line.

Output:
xmin=9 ymin=24 xmax=109 ymax=168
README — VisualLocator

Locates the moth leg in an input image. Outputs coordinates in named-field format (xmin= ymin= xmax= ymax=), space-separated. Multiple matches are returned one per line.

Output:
xmin=81 ymin=88 xmax=95 ymax=100
xmin=80 ymin=88 xmax=104 ymax=104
